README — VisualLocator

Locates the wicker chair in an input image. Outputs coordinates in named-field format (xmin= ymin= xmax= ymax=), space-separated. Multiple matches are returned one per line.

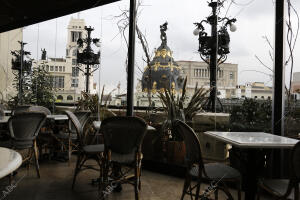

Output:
xmin=12 ymin=105 xmax=31 ymax=115
xmin=28 ymin=106 xmax=51 ymax=115
xmin=173 ymin=120 xmax=242 ymax=200
xmin=28 ymin=106 xmax=54 ymax=159
xmin=8 ymin=112 xmax=47 ymax=178
xmin=100 ymin=116 xmax=147 ymax=200
xmin=57 ymin=110 xmax=91 ymax=164
xmin=65 ymin=110 xmax=104 ymax=189
xmin=257 ymin=141 xmax=300 ymax=200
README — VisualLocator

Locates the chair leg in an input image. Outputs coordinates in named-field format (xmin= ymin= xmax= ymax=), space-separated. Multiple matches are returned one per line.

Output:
xmin=181 ymin=173 xmax=191 ymax=200
xmin=237 ymin=180 xmax=242 ymax=200
xmin=72 ymin=154 xmax=82 ymax=189
xmin=33 ymin=141 xmax=41 ymax=178
xmin=295 ymin=183 xmax=299 ymax=200
xmin=195 ymin=178 xmax=201 ymax=200
xmin=134 ymin=163 xmax=140 ymax=200
xmin=214 ymin=188 xmax=219 ymax=200
xmin=8 ymin=173 xmax=13 ymax=185
xmin=68 ymin=137 xmax=72 ymax=166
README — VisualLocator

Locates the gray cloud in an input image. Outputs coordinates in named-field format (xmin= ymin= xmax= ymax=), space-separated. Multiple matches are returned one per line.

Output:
xmin=22 ymin=0 xmax=300 ymax=91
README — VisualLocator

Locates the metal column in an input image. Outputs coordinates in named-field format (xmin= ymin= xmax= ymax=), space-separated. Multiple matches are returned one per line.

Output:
xmin=126 ymin=0 xmax=137 ymax=116
xmin=272 ymin=0 xmax=285 ymax=178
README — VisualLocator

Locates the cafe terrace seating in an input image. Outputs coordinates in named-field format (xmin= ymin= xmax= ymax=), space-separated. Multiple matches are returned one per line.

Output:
xmin=65 ymin=110 xmax=104 ymax=189
xmin=173 ymin=120 xmax=242 ymax=200
xmin=257 ymin=141 xmax=300 ymax=200
xmin=57 ymin=110 xmax=91 ymax=164
xmin=8 ymin=112 xmax=47 ymax=178
xmin=100 ymin=116 xmax=148 ymax=200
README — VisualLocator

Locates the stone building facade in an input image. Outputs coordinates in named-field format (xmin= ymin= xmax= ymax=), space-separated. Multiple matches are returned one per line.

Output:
xmin=177 ymin=60 xmax=238 ymax=98
xmin=33 ymin=17 xmax=93 ymax=103
xmin=236 ymin=82 xmax=272 ymax=100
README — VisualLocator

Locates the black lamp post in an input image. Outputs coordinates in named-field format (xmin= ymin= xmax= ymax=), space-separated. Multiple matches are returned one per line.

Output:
xmin=76 ymin=26 xmax=100 ymax=93
xmin=194 ymin=0 xmax=236 ymax=112
xmin=11 ymin=41 xmax=32 ymax=105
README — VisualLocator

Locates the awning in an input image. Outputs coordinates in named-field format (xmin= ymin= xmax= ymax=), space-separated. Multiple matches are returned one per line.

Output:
xmin=0 ymin=0 xmax=120 ymax=33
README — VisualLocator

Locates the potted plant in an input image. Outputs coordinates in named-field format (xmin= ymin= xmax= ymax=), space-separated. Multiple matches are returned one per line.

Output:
xmin=76 ymin=85 xmax=116 ymax=121
xmin=158 ymin=77 xmax=208 ymax=164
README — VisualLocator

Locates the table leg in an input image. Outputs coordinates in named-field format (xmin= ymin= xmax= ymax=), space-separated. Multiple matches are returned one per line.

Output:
xmin=244 ymin=149 xmax=256 ymax=200
xmin=244 ymin=149 xmax=265 ymax=200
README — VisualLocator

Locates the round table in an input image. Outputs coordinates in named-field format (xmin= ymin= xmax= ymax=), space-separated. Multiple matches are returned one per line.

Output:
xmin=0 ymin=147 xmax=22 ymax=179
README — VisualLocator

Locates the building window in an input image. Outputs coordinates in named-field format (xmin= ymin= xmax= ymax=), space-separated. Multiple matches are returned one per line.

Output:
xmin=71 ymin=78 xmax=79 ymax=87
xmin=72 ymin=49 xmax=77 ymax=56
xmin=57 ymin=95 xmax=63 ymax=100
xmin=66 ymin=49 xmax=69 ymax=56
xmin=72 ymin=59 xmax=77 ymax=65
xmin=50 ymin=76 xmax=64 ymax=88
xmin=268 ymin=96 xmax=271 ymax=100
xmin=230 ymin=72 xmax=234 ymax=80
xmin=50 ymin=66 xmax=54 ymax=71
xmin=72 ymin=67 xmax=79 ymax=77
xmin=46 ymin=65 xmax=49 ymax=71
xmin=71 ymin=31 xmax=82 ymax=42
xmin=261 ymin=96 xmax=264 ymax=99
xmin=63 ymin=66 xmax=65 ymax=72
xmin=59 ymin=66 xmax=62 ymax=72
xmin=67 ymin=95 xmax=73 ymax=101
xmin=254 ymin=96 xmax=257 ymax=98
xmin=55 ymin=66 xmax=58 ymax=71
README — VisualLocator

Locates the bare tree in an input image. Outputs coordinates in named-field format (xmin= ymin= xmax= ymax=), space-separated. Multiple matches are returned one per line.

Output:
xmin=113 ymin=0 xmax=154 ymax=111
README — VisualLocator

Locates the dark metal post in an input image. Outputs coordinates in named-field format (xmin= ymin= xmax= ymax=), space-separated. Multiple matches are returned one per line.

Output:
xmin=19 ymin=41 xmax=25 ymax=105
xmin=272 ymin=0 xmax=285 ymax=178
xmin=209 ymin=2 xmax=218 ymax=112
xmin=126 ymin=0 xmax=137 ymax=116
xmin=85 ymin=27 xmax=93 ymax=93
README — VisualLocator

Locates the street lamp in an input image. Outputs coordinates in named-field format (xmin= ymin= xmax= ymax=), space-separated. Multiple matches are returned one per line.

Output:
xmin=76 ymin=26 xmax=101 ymax=93
xmin=193 ymin=0 xmax=236 ymax=112
xmin=11 ymin=41 xmax=32 ymax=105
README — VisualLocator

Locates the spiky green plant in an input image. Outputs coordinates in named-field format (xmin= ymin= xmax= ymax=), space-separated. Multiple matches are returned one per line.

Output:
xmin=158 ymin=77 xmax=209 ymax=140
xmin=76 ymin=85 xmax=116 ymax=120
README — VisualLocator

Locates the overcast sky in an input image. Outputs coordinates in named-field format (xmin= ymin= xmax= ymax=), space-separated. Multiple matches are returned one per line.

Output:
xmin=23 ymin=0 xmax=300 ymax=94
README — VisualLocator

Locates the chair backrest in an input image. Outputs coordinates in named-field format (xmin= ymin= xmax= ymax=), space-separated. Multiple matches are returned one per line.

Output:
xmin=68 ymin=111 xmax=91 ymax=133
xmin=101 ymin=116 xmax=147 ymax=154
xmin=29 ymin=106 xmax=51 ymax=115
xmin=8 ymin=112 xmax=46 ymax=149
xmin=173 ymin=120 xmax=204 ymax=169
xmin=290 ymin=141 xmax=300 ymax=180
xmin=65 ymin=110 xmax=84 ymax=145
xmin=12 ymin=105 xmax=31 ymax=115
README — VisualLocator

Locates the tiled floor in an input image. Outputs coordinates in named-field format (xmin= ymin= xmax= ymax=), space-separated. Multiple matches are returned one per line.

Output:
xmin=0 ymin=156 xmax=274 ymax=200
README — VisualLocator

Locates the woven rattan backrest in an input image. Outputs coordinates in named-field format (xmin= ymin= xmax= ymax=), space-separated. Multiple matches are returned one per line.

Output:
xmin=65 ymin=110 xmax=84 ymax=145
xmin=101 ymin=116 xmax=147 ymax=154
xmin=8 ymin=112 xmax=46 ymax=142
xmin=29 ymin=106 xmax=51 ymax=115
xmin=173 ymin=120 xmax=204 ymax=169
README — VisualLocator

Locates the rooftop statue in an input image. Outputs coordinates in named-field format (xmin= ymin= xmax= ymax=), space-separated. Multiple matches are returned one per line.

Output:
xmin=41 ymin=48 xmax=47 ymax=60
xmin=160 ymin=22 xmax=168 ymax=46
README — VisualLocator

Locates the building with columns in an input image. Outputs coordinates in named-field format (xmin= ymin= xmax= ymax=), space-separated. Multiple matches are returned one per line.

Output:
xmin=33 ymin=17 xmax=93 ymax=103
xmin=177 ymin=60 xmax=238 ymax=98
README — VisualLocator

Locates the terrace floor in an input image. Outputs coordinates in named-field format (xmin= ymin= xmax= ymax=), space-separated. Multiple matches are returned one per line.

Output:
xmin=0 ymin=155 xmax=274 ymax=200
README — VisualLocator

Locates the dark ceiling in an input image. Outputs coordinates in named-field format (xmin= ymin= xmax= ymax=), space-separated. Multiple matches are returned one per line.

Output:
xmin=0 ymin=0 xmax=120 ymax=33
